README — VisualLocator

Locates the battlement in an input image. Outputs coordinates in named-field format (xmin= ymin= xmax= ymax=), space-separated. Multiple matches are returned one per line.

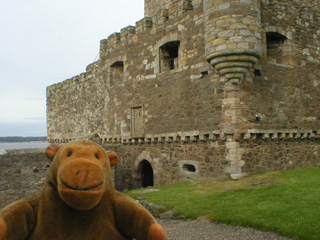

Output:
xmin=100 ymin=17 xmax=154 ymax=59
xmin=120 ymin=26 xmax=136 ymax=41
xmin=144 ymin=0 xmax=194 ymax=19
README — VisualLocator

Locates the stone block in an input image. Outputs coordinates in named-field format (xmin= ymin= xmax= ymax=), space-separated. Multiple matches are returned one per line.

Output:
xmin=218 ymin=2 xmax=231 ymax=10
xmin=159 ymin=210 xmax=175 ymax=219
xmin=230 ymin=36 xmax=243 ymax=43
xmin=229 ymin=148 xmax=245 ymax=155
xmin=240 ymin=0 xmax=251 ymax=4
xmin=148 ymin=203 xmax=166 ymax=216
xmin=227 ymin=43 xmax=237 ymax=49
xmin=229 ymin=23 xmax=247 ymax=29
xmin=237 ymin=42 xmax=249 ymax=49
xmin=218 ymin=30 xmax=235 ymax=38
xmin=226 ymin=141 xmax=240 ymax=149
xmin=212 ymin=38 xmax=226 ymax=46
xmin=245 ymin=36 xmax=258 ymax=43
xmin=239 ymin=30 xmax=252 ymax=36
xmin=216 ymin=44 xmax=227 ymax=51
xmin=226 ymin=154 xmax=242 ymax=161
xmin=230 ymin=173 xmax=247 ymax=180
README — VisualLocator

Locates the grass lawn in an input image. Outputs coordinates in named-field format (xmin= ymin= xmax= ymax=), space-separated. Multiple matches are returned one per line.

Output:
xmin=126 ymin=167 xmax=320 ymax=240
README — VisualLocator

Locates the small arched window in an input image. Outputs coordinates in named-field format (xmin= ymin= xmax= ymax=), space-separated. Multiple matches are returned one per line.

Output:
xmin=266 ymin=32 xmax=293 ymax=65
xmin=110 ymin=61 xmax=124 ymax=84
xmin=160 ymin=41 xmax=180 ymax=72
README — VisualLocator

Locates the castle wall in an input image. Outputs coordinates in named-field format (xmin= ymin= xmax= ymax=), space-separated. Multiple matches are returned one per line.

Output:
xmin=106 ymin=133 xmax=320 ymax=191
xmin=47 ymin=0 xmax=320 ymax=141
xmin=1 ymin=139 xmax=319 ymax=202
xmin=0 ymin=149 xmax=48 ymax=209
xmin=47 ymin=1 xmax=222 ymax=142
xmin=46 ymin=0 xmax=320 ymax=186
xmin=144 ymin=0 xmax=195 ymax=22
xmin=239 ymin=0 xmax=320 ymax=131
xmin=47 ymin=62 xmax=109 ymax=140
xmin=242 ymin=62 xmax=320 ymax=130
xmin=241 ymin=137 xmax=320 ymax=174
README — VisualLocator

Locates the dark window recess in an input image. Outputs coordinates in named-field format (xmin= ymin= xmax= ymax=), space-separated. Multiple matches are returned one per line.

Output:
xmin=201 ymin=71 xmax=209 ymax=78
xmin=183 ymin=164 xmax=196 ymax=173
xmin=254 ymin=69 xmax=262 ymax=81
xmin=160 ymin=41 xmax=180 ymax=71
xmin=162 ymin=9 xmax=169 ymax=21
xmin=254 ymin=69 xmax=261 ymax=76
xmin=266 ymin=32 xmax=287 ymax=64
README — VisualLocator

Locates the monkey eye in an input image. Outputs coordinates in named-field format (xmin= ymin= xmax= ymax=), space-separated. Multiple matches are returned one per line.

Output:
xmin=67 ymin=151 xmax=72 ymax=157
xmin=95 ymin=153 xmax=99 ymax=159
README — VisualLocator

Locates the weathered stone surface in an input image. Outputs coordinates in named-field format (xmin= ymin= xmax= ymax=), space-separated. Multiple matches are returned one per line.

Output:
xmin=159 ymin=210 xmax=175 ymax=219
xmin=44 ymin=0 xmax=320 ymax=190
xmin=0 ymin=149 xmax=48 ymax=209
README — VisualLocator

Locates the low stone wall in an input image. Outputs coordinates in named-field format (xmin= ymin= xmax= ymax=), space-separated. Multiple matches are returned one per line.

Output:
xmin=0 ymin=149 xmax=49 ymax=209
xmin=113 ymin=141 xmax=228 ymax=190
xmin=1 ymin=137 xmax=320 ymax=209
xmin=242 ymin=138 xmax=320 ymax=173
xmin=108 ymin=135 xmax=320 ymax=191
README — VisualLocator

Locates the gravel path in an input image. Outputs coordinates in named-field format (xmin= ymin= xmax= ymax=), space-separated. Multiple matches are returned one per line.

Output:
xmin=157 ymin=218 xmax=293 ymax=240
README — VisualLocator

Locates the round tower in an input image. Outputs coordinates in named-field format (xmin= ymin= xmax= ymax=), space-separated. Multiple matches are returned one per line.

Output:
xmin=203 ymin=0 xmax=263 ymax=84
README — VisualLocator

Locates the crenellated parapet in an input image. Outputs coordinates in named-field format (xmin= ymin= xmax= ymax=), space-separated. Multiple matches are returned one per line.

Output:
xmin=99 ymin=17 xmax=153 ymax=60
xmin=203 ymin=0 xmax=263 ymax=84
xmin=47 ymin=129 xmax=320 ymax=145
xmin=120 ymin=26 xmax=136 ymax=41
xmin=144 ymin=0 xmax=194 ymax=20
xmin=135 ymin=17 xmax=153 ymax=32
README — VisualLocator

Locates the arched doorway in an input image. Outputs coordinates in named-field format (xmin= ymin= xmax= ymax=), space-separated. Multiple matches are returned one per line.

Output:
xmin=140 ymin=160 xmax=154 ymax=188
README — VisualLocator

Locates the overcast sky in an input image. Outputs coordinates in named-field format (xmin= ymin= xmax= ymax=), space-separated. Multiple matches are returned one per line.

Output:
xmin=0 ymin=0 xmax=144 ymax=137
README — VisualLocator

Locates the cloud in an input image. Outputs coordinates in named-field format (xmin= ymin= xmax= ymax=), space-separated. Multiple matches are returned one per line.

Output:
xmin=0 ymin=94 xmax=46 ymax=123
xmin=0 ymin=0 xmax=144 ymax=137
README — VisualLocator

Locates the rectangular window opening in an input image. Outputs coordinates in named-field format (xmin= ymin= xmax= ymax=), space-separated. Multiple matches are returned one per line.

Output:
xmin=131 ymin=106 xmax=144 ymax=138
xmin=160 ymin=41 xmax=180 ymax=72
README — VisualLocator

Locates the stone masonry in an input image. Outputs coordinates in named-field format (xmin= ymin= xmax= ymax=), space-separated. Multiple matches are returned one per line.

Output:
xmin=0 ymin=149 xmax=49 ymax=208
xmin=47 ymin=0 xmax=320 ymax=190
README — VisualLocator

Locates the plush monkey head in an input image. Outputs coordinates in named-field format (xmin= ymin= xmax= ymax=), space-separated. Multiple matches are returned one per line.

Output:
xmin=45 ymin=140 xmax=119 ymax=211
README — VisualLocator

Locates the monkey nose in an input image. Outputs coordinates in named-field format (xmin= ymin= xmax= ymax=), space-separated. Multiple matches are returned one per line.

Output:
xmin=76 ymin=170 xmax=88 ymax=184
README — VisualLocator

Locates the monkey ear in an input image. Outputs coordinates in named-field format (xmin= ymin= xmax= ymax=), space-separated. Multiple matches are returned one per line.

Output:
xmin=107 ymin=151 xmax=119 ymax=167
xmin=46 ymin=145 xmax=61 ymax=161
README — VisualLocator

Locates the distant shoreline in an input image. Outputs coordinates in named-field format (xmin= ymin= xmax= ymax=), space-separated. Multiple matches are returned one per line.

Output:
xmin=0 ymin=141 xmax=49 ymax=150
xmin=0 ymin=136 xmax=47 ymax=143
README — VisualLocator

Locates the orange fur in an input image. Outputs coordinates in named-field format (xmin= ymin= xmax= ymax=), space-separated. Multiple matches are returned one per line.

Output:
xmin=0 ymin=218 xmax=7 ymax=240
xmin=0 ymin=140 xmax=166 ymax=240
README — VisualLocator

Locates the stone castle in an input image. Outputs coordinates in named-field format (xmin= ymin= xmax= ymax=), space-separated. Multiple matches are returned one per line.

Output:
xmin=47 ymin=0 xmax=320 ymax=190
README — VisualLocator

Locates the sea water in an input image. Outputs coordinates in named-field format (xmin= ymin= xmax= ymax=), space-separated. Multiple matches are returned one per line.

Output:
xmin=0 ymin=142 xmax=49 ymax=150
